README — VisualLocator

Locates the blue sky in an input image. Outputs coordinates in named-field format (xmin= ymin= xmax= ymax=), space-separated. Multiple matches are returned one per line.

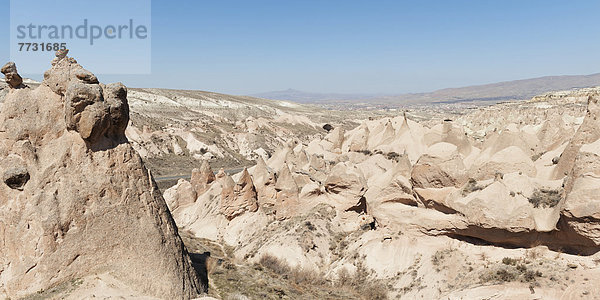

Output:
xmin=0 ymin=0 xmax=599 ymax=95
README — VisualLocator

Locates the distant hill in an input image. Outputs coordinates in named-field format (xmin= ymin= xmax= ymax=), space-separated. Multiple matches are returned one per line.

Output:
xmin=250 ymin=88 xmax=381 ymax=103
xmin=251 ymin=73 xmax=600 ymax=105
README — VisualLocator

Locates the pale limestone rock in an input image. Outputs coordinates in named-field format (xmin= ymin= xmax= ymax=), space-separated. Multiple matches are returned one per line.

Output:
xmin=346 ymin=122 xmax=370 ymax=152
xmin=191 ymin=160 xmax=216 ymax=195
xmin=324 ymin=126 xmax=345 ymax=152
xmin=220 ymin=168 xmax=258 ymax=221
xmin=0 ymin=58 xmax=202 ymax=299
xmin=1 ymin=62 xmax=23 ymax=89
xmin=560 ymin=96 xmax=600 ymax=248
xmin=274 ymin=164 xmax=299 ymax=220
xmin=251 ymin=157 xmax=277 ymax=206
xmin=470 ymin=146 xmax=536 ymax=180
xmin=411 ymin=152 xmax=467 ymax=189
xmin=164 ymin=179 xmax=198 ymax=211
xmin=324 ymin=162 xmax=368 ymax=209
xmin=216 ymin=168 xmax=226 ymax=179
xmin=55 ymin=54 xmax=128 ymax=146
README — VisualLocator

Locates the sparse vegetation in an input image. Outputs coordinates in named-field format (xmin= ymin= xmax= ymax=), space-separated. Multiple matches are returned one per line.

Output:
xmin=336 ymin=263 xmax=388 ymax=300
xmin=355 ymin=149 xmax=372 ymax=156
xmin=26 ymin=278 xmax=84 ymax=300
xmin=259 ymin=254 xmax=291 ymax=275
xmin=528 ymin=188 xmax=562 ymax=208
xmin=257 ymin=254 xmax=387 ymax=299
xmin=462 ymin=178 xmax=484 ymax=196
xmin=482 ymin=257 xmax=543 ymax=284
xmin=385 ymin=151 xmax=400 ymax=161
xmin=432 ymin=248 xmax=455 ymax=269
xmin=502 ymin=257 xmax=518 ymax=266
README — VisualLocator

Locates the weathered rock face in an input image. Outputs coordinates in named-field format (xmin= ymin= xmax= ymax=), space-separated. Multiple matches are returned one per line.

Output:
xmin=410 ymin=153 xmax=466 ymax=189
xmin=560 ymin=96 xmax=600 ymax=248
xmin=1 ymin=62 xmax=23 ymax=89
xmin=324 ymin=162 xmax=368 ymax=208
xmin=0 ymin=53 xmax=202 ymax=298
xmin=191 ymin=160 xmax=216 ymax=195
xmin=274 ymin=164 xmax=299 ymax=220
xmin=220 ymin=168 xmax=259 ymax=220
xmin=52 ymin=53 xmax=129 ymax=146
xmin=324 ymin=127 xmax=345 ymax=152
xmin=165 ymin=179 xmax=198 ymax=210
xmin=346 ymin=123 xmax=369 ymax=152
xmin=251 ymin=157 xmax=277 ymax=205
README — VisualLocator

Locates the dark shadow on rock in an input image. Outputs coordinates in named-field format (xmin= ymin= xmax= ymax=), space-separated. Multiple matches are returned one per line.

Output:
xmin=188 ymin=251 xmax=210 ymax=293
xmin=345 ymin=196 xmax=367 ymax=214
xmin=85 ymin=135 xmax=129 ymax=152
xmin=446 ymin=217 xmax=600 ymax=256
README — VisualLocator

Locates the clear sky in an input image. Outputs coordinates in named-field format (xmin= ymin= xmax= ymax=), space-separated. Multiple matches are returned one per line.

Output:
xmin=0 ymin=0 xmax=599 ymax=95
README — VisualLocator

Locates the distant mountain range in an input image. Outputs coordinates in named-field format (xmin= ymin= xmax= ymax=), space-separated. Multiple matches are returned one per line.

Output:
xmin=250 ymin=88 xmax=380 ymax=103
xmin=250 ymin=73 xmax=600 ymax=105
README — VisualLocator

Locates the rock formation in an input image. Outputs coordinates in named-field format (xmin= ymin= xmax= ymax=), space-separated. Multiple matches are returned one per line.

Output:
xmin=0 ymin=52 xmax=202 ymax=299
xmin=159 ymin=84 xmax=600 ymax=299
xmin=274 ymin=164 xmax=299 ymax=220
xmin=191 ymin=160 xmax=216 ymax=195
xmin=251 ymin=157 xmax=277 ymax=205
xmin=220 ymin=168 xmax=259 ymax=220
xmin=1 ymin=62 xmax=24 ymax=89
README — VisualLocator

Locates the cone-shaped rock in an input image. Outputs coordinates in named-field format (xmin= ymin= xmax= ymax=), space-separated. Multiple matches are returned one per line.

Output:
xmin=252 ymin=157 xmax=277 ymax=205
xmin=274 ymin=164 xmax=299 ymax=220
xmin=220 ymin=168 xmax=258 ymax=220
xmin=0 ymin=55 xmax=202 ymax=298
xmin=191 ymin=160 xmax=216 ymax=195
xmin=347 ymin=122 xmax=370 ymax=152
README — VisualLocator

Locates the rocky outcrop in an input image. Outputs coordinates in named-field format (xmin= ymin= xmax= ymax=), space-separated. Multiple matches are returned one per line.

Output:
xmin=555 ymin=95 xmax=600 ymax=185
xmin=274 ymin=164 xmax=299 ymax=220
xmin=411 ymin=152 xmax=466 ymax=189
xmin=53 ymin=53 xmax=129 ymax=146
xmin=1 ymin=62 xmax=24 ymax=89
xmin=0 ymin=53 xmax=202 ymax=299
xmin=558 ymin=95 xmax=600 ymax=249
xmin=220 ymin=168 xmax=259 ymax=220
xmin=324 ymin=162 xmax=368 ymax=208
xmin=165 ymin=179 xmax=198 ymax=211
xmin=470 ymin=146 xmax=536 ymax=180
xmin=345 ymin=122 xmax=369 ymax=152
xmin=191 ymin=160 xmax=216 ymax=195
xmin=324 ymin=127 xmax=344 ymax=152
xmin=252 ymin=157 xmax=277 ymax=205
